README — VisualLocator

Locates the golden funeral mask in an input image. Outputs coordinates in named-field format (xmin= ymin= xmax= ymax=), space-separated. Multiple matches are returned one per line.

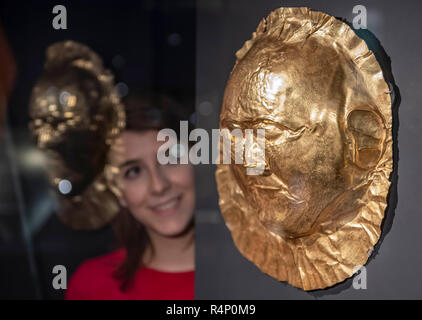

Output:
xmin=216 ymin=7 xmax=393 ymax=290
xmin=29 ymin=41 xmax=125 ymax=229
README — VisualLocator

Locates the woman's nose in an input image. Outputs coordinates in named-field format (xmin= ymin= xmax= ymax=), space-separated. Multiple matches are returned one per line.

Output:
xmin=150 ymin=166 xmax=170 ymax=195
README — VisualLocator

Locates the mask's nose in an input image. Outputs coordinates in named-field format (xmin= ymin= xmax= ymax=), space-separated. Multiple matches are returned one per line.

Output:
xmin=262 ymin=162 xmax=271 ymax=176
xmin=242 ymin=130 xmax=268 ymax=176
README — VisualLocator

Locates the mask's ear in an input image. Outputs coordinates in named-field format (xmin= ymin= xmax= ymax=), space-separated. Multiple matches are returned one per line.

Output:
xmin=346 ymin=109 xmax=386 ymax=170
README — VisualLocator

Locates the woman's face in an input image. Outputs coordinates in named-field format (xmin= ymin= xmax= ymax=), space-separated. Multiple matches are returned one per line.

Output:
xmin=109 ymin=130 xmax=195 ymax=237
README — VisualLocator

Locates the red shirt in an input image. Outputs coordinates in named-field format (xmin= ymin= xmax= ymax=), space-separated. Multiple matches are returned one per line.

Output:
xmin=65 ymin=249 xmax=194 ymax=300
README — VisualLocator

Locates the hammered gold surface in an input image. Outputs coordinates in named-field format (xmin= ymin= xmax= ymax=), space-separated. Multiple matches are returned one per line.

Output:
xmin=29 ymin=41 xmax=125 ymax=230
xmin=216 ymin=7 xmax=393 ymax=290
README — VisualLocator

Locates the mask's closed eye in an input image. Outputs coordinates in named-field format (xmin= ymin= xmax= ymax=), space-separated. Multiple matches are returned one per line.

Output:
xmin=256 ymin=119 xmax=306 ymax=144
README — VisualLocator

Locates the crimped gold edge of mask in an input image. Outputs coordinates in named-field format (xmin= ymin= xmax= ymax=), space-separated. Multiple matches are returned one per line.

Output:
xmin=216 ymin=7 xmax=393 ymax=291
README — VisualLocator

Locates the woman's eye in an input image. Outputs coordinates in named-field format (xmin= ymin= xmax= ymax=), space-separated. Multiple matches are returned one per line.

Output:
xmin=124 ymin=166 xmax=141 ymax=179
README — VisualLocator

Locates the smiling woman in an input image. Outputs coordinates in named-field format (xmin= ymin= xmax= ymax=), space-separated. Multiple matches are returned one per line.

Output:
xmin=65 ymin=90 xmax=195 ymax=300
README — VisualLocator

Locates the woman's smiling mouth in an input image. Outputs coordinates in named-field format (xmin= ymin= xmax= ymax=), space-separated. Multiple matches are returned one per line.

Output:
xmin=150 ymin=195 xmax=182 ymax=216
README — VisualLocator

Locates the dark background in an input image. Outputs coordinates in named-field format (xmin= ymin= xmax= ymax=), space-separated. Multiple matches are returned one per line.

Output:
xmin=195 ymin=0 xmax=422 ymax=299
xmin=0 ymin=0 xmax=195 ymax=299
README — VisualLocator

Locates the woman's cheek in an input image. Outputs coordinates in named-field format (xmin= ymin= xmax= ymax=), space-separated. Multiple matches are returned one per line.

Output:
xmin=168 ymin=164 xmax=195 ymax=216
xmin=165 ymin=164 xmax=194 ymax=188
xmin=123 ymin=178 xmax=149 ymax=209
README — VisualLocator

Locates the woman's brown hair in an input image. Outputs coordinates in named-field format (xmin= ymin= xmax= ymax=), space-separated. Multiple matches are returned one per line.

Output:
xmin=111 ymin=89 xmax=194 ymax=291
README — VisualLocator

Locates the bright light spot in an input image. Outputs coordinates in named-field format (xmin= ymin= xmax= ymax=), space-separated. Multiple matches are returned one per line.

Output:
xmin=318 ymin=109 xmax=326 ymax=122
xmin=59 ymin=91 xmax=70 ymax=105
xmin=115 ymin=82 xmax=129 ymax=98
xmin=198 ymin=101 xmax=213 ymax=116
xmin=266 ymin=74 xmax=285 ymax=102
xmin=58 ymin=179 xmax=72 ymax=195
xmin=310 ymin=109 xmax=317 ymax=122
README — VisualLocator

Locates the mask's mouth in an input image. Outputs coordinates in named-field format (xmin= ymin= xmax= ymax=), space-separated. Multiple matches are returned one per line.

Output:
xmin=252 ymin=171 xmax=304 ymax=204
xmin=254 ymin=183 xmax=304 ymax=204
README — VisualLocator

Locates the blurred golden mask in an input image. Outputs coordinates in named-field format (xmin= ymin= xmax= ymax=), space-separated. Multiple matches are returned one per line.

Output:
xmin=216 ymin=7 xmax=393 ymax=290
xmin=29 ymin=41 xmax=125 ymax=229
